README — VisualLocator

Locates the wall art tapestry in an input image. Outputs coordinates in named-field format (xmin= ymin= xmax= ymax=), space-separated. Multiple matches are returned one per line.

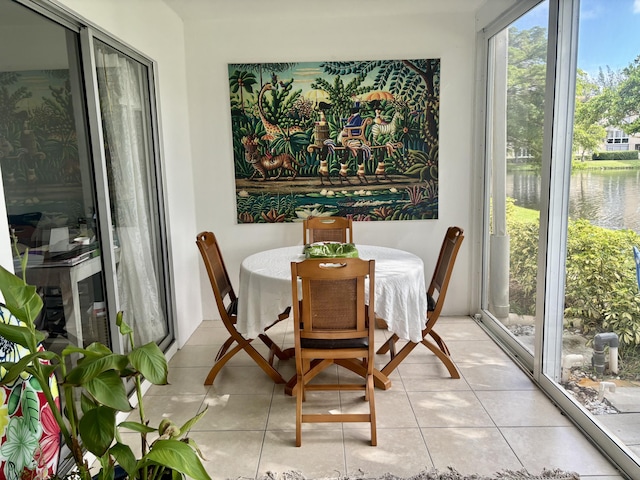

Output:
xmin=229 ymin=59 xmax=439 ymax=223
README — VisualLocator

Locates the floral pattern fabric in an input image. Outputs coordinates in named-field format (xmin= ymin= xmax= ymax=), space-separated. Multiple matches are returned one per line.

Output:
xmin=0 ymin=306 xmax=60 ymax=480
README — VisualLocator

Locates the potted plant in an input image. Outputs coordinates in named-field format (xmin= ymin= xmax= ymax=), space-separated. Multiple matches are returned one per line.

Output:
xmin=0 ymin=250 xmax=210 ymax=480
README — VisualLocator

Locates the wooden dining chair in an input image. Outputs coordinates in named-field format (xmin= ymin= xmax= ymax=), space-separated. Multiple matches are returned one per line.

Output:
xmin=377 ymin=226 xmax=464 ymax=379
xmin=291 ymin=257 xmax=377 ymax=447
xmin=303 ymin=216 xmax=353 ymax=244
xmin=196 ymin=231 xmax=291 ymax=385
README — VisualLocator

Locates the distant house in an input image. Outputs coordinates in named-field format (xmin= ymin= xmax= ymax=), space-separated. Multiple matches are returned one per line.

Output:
xmin=603 ymin=126 xmax=640 ymax=152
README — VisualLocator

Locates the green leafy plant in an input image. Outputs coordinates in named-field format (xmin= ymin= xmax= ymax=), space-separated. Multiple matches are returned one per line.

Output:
xmin=0 ymin=257 xmax=210 ymax=480
xmin=507 ymin=204 xmax=640 ymax=349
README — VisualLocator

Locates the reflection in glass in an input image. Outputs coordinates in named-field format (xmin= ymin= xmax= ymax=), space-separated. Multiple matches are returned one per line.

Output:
xmin=0 ymin=3 xmax=107 ymax=354
xmin=486 ymin=2 xmax=548 ymax=354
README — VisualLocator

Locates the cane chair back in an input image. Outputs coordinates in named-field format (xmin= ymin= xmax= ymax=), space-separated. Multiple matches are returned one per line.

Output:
xmin=196 ymin=231 xmax=289 ymax=385
xmin=377 ymin=226 xmax=464 ymax=379
xmin=291 ymin=257 xmax=376 ymax=447
xmin=303 ymin=216 xmax=353 ymax=244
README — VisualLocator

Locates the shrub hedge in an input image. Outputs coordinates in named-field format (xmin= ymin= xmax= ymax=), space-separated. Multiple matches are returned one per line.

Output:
xmin=508 ymin=204 xmax=640 ymax=347
xmin=592 ymin=150 xmax=639 ymax=160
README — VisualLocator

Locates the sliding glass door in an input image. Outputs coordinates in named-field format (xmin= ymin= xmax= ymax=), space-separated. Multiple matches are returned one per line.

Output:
xmin=0 ymin=0 xmax=173 ymax=355
xmin=484 ymin=1 xmax=548 ymax=367
xmin=0 ymin=0 xmax=106 ymax=354
xmin=481 ymin=0 xmax=640 ymax=477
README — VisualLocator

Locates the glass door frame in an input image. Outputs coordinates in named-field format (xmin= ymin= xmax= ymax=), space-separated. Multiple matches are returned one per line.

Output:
xmin=477 ymin=0 xmax=640 ymax=477
xmin=12 ymin=0 xmax=177 ymax=356
xmin=79 ymin=27 xmax=176 ymax=355
xmin=476 ymin=0 xmax=546 ymax=374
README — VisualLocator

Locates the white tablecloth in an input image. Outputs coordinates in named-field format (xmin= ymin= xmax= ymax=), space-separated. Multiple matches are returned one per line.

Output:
xmin=237 ymin=245 xmax=428 ymax=342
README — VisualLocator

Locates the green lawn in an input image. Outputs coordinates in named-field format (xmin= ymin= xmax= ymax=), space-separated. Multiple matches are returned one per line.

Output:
xmin=508 ymin=159 xmax=640 ymax=172
xmin=573 ymin=159 xmax=640 ymax=170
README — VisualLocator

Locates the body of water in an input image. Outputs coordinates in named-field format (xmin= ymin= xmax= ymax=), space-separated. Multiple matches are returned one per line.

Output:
xmin=507 ymin=169 xmax=640 ymax=233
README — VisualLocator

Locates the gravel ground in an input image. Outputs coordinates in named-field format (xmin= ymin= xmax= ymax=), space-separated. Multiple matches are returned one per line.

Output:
xmin=561 ymin=369 xmax=619 ymax=415
xmin=507 ymin=324 xmax=619 ymax=415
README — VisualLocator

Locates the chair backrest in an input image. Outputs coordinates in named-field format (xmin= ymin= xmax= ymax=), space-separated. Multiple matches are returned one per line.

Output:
xmin=195 ymin=231 xmax=237 ymax=323
xmin=426 ymin=226 xmax=464 ymax=326
xmin=303 ymin=216 xmax=353 ymax=244
xmin=291 ymin=258 xmax=374 ymax=344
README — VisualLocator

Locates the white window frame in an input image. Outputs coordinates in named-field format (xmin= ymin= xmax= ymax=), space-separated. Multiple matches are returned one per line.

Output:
xmin=476 ymin=0 xmax=640 ymax=477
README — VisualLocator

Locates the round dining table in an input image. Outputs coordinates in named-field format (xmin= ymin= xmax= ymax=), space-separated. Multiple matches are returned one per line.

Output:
xmin=237 ymin=244 xmax=429 ymax=392
xmin=237 ymin=244 xmax=428 ymax=343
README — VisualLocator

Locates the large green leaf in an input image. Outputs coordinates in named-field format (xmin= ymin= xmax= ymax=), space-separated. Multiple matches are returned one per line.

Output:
xmin=79 ymin=405 xmax=116 ymax=457
xmin=80 ymin=392 xmax=98 ymax=414
xmin=65 ymin=353 xmax=129 ymax=385
xmin=129 ymin=342 xmax=168 ymax=385
xmin=0 ymin=322 xmax=42 ymax=350
xmin=109 ymin=442 xmax=137 ymax=478
xmin=0 ymin=264 xmax=43 ymax=325
xmin=143 ymin=440 xmax=210 ymax=480
xmin=85 ymin=371 xmax=132 ymax=412
xmin=178 ymin=406 xmax=208 ymax=437
xmin=84 ymin=342 xmax=115 ymax=355
xmin=61 ymin=344 xmax=109 ymax=359
xmin=118 ymin=420 xmax=156 ymax=434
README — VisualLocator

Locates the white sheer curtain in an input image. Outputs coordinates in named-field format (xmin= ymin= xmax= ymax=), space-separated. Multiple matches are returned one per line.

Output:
xmin=95 ymin=44 xmax=166 ymax=345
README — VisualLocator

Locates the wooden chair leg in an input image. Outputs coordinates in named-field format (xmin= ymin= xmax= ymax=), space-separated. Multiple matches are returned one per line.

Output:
xmin=379 ymin=340 xmax=418 ymax=377
xmin=258 ymin=333 xmax=293 ymax=361
xmin=242 ymin=340 xmax=286 ymax=384
xmin=206 ymin=337 xmax=286 ymax=385
xmin=379 ymin=335 xmax=459 ymax=379
xmin=376 ymin=333 xmax=399 ymax=355
xmin=296 ymin=373 xmax=303 ymax=447
xmin=205 ymin=343 xmax=244 ymax=385
xmin=422 ymin=337 xmax=460 ymax=379
xmin=429 ymin=329 xmax=451 ymax=356
xmin=368 ymin=374 xmax=377 ymax=446
xmin=216 ymin=336 xmax=236 ymax=361
xmin=375 ymin=316 xmax=388 ymax=329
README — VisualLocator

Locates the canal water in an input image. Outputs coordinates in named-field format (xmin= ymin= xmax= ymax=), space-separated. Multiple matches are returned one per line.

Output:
xmin=507 ymin=169 xmax=640 ymax=234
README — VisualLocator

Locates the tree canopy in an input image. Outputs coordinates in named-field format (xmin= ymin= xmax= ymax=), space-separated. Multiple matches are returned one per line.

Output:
xmin=507 ymin=26 xmax=640 ymax=162
xmin=610 ymin=55 xmax=640 ymax=135
xmin=507 ymin=26 xmax=547 ymax=163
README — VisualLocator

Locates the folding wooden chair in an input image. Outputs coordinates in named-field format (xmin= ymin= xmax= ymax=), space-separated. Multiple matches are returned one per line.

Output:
xmin=291 ymin=257 xmax=376 ymax=447
xmin=377 ymin=226 xmax=464 ymax=379
xmin=196 ymin=231 xmax=291 ymax=385
xmin=303 ymin=216 xmax=353 ymax=244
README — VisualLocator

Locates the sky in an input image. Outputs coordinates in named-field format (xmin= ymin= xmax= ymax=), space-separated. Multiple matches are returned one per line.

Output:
xmin=514 ymin=0 xmax=640 ymax=77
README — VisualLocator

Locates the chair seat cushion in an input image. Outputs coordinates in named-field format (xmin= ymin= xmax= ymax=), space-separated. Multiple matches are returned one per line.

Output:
xmin=227 ymin=298 xmax=238 ymax=316
xmin=301 ymin=337 xmax=369 ymax=349
xmin=427 ymin=293 xmax=436 ymax=312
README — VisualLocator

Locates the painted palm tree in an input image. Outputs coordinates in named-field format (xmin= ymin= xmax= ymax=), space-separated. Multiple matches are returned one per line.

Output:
xmin=229 ymin=70 xmax=257 ymax=113
xmin=231 ymin=62 xmax=298 ymax=87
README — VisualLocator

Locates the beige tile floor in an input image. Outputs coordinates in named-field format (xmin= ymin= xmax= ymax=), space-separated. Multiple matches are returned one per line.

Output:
xmin=137 ymin=316 xmax=625 ymax=480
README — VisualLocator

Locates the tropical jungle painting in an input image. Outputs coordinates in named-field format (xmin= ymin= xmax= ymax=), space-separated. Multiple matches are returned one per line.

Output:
xmin=229 ymin=59 xmax=440 ymax=223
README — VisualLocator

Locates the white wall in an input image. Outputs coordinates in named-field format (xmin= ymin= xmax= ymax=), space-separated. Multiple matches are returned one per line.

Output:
xmin=181 ymin=3 xmax=478 ymax=319
xmin=56 ymin=0 xmax=202 ymax=347
xmin=52 ymin=0 xmax=481 ymax=343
